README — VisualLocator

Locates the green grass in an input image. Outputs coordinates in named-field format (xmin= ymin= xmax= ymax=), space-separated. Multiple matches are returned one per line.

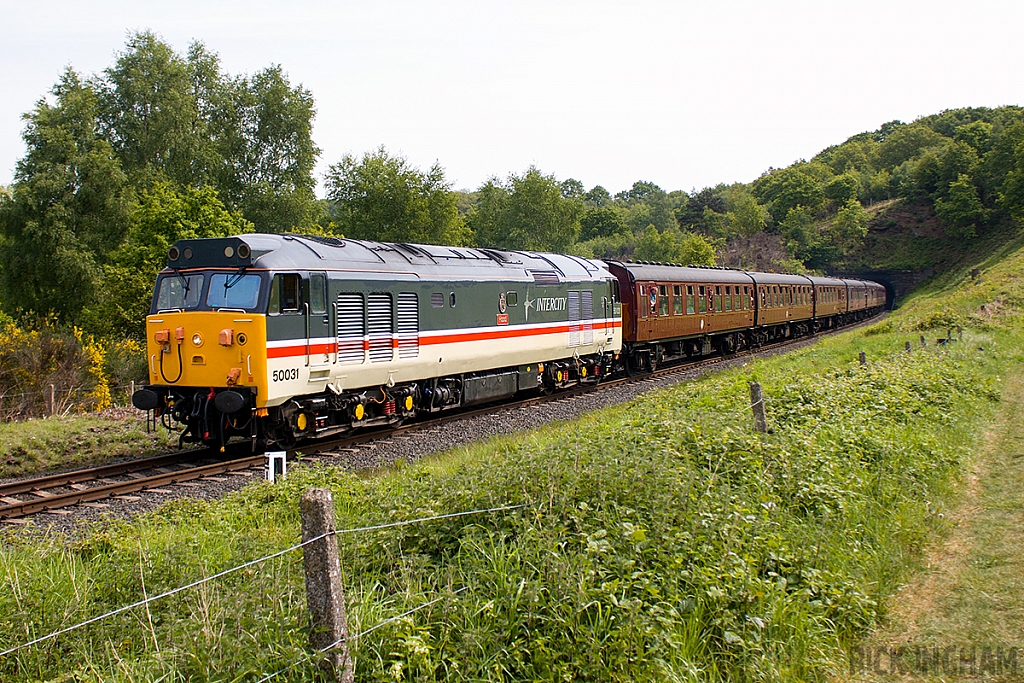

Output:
xmin=0 ymin=410 xmax=178 ymax=479
xmin=5 ymin=238 xmax=1024 ymax=681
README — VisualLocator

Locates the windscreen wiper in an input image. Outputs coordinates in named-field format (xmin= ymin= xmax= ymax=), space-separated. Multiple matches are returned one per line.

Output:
xmin=224 ymin=266 xmax=247 ymax=289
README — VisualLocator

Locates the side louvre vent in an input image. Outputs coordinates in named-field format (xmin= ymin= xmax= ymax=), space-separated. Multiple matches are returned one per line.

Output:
xmin=336 ymin=293 xmax=365 ymax=364
xmin=367 ymin=293 xmax=394 ymax=363
xmin=568 ymin=291 xmax=580 ymax=348
xmin=582 ymin=290 xmax=594 ymax=345
xmin=397 ymin=292 xmax=419 ymax=359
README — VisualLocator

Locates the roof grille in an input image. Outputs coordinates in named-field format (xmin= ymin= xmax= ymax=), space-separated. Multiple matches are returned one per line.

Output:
xmin=530 ymin=270 xmax=560 ymax=285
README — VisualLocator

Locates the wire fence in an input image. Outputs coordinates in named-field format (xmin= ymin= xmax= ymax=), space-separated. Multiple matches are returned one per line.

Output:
xmin=0 ymin=382 xmax=142 ymax=422
xmin=0 ymin=501 xmax=529 ymax=675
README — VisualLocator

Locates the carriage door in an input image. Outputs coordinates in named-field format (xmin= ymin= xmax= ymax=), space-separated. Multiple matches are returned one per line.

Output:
xmin=646 ymin=282 xmax=659 ymax=336
xmin=306 ymin=272 xmax=330 ymax=368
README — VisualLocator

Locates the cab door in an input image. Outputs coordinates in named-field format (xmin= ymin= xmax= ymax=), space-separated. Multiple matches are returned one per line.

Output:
xmin=306 ymin=272 xmax=330 ymax=368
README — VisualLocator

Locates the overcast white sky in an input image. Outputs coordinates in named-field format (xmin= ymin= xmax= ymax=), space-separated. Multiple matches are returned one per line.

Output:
xmin=2 ymin=0 xmax=1022 ymax=196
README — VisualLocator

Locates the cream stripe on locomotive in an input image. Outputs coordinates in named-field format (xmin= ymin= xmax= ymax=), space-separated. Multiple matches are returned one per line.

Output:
xmin=262 ymin=318 xmax=622 ymax=406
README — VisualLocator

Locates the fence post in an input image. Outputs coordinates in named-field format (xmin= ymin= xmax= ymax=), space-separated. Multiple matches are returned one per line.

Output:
xmin=49 ymin=384 xmax=55 ymax=417
xmin=859 ymin=351 xmax=866 ymax=366
xmin=749 ymin=381 xmax=767 ymax=434
xmin=957 ymin=325 xmax=963 ymax=341
xmin=905 ymin=341 xmax=912 ymax=352
xmin=920 ymin=334 xmax=926 ymax=347
xmin=300 ymin=488 xmax=353 ymax=683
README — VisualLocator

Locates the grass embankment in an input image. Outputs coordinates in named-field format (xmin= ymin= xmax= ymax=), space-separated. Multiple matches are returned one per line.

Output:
xmin=0 ymin=410 xmax=177 ymax=480
xmin=4 ymin=245 xmax=1024 ymax=681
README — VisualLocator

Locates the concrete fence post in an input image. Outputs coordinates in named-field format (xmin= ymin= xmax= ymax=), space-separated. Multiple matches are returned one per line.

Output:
xmin=905 ymin=341 xmax=912 ymax=352
xmin=859 ymin=351 xmax=867 ymax=366
xmin=750 ymin=381 xmax=767 ymax=434
xmin=920 ymin=334 xmax=926 ymax=347
xmin=49 ymin=384 xmax=55 ymax=417
xmin=300 ymin=488 xmax=354 ymax=683
xmin=957 ymin=326 xmax=963 ymax=341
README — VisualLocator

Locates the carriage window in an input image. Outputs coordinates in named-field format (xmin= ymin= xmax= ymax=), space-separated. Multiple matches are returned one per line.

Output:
xmin=659 ymin=285 xmax=669 ymax=316
xmin=686 ymin=285 xmax=695 ymax=315
xmin=715 ymin=286 xmax=722 ymax=312
xmin=673 ymin=285 xmax=683 ymax=315
xmin=269 ymin=274 xmax=301 ymax=313
xmin=698 ymin=286 xmax=707 ymax=313
xmin=724 ymin=286 xmax=732 ymax=311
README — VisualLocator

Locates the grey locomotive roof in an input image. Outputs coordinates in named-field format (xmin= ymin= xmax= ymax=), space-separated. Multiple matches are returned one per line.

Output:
xmin=165 ymin=234 xmax=610 ymax=283
xmin=609 ymin=262 xmax=755 ymax=284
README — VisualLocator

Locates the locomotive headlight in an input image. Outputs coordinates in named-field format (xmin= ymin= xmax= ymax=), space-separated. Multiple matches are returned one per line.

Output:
xmin=191 ymin=332 xmax=204 ymax=347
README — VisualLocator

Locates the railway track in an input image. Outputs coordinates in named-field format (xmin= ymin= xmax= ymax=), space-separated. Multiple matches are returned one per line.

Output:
xmin=1 ymin=312 xmax=886 ymax=522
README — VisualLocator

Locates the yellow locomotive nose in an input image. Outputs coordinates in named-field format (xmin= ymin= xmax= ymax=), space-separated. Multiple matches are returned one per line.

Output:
xmin=145 ymin=311 xmax=268 ymax=407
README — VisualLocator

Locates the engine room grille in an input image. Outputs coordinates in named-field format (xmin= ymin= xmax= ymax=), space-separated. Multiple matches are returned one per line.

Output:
xmin=336 ymin=293 xmax=365 ymax=364
xmin=582 ymin=290 xmax=594 ymax=345
xmin=568 ymin=291 xmax=580 ymax=347
xmin=367 ymin=293 xmax=394 ymax=363
xmin=396 ymin=292 xmax=419 ymax=359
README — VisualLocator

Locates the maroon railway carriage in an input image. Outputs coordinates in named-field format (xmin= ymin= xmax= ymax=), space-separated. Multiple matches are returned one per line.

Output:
xmin=607 ymin=261 xmax=887 ymax=370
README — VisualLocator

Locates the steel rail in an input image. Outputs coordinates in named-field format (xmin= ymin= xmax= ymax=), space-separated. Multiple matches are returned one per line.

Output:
xmin=0 ymin=455 xmax=264 ymax=519
xmin=0 ymin=448 xmax=211 ymax=497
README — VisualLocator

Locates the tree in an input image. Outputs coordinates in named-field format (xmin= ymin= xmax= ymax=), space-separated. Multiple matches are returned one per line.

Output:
xmin=633 ymin=225 xmax=717 ymax=265
xmin=99 ymin=31 xmax=320 ymax=232
xmin=752 ymin=167 xmax=825 ymax=222
xmin=580 ymin=206 xmax=627 ymax=240
xmin=824 ymin=173 xmax=860 ymax=204
xmin=722 ymin=185 xmax=770 ymax=237
xmin=560 ymin=178 xmax=585 ymax=200
xmin=584 ymin=185 xmax=612 ymax=207
xmin=830 ymin=198 xmax=870 ymax=248
xmin=469 ymin=167 xmax=582 ymax=252
xmin=224 ymin=65 xmax=321 ymax=232
xmin=935 ymin=174 xmax=988 ymax=240
xmin=0 ymin=69 xmax=131 ymax=323
xmin=675 ymin=187 xmax=726 ymax=232
xmin=82 ymin=182 xmax=253 ymax=338
xmin=876 ymin=124 xmax=945 ymax=169
xmin=325 ymin=147 xmax=468 ymax=245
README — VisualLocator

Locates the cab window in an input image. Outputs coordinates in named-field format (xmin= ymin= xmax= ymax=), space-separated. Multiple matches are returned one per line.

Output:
xmin=207 ymin=273 xmax=262 ymax=310
xmin=269 ymin=273 xmax=302 ymax=313
xmin=156 ymin=274 xmax=204 ymax=311
xmin=310 ymin=273 xmax=327 ymax=314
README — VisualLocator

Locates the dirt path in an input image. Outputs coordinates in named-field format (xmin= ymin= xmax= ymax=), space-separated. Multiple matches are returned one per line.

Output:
xmin=843 ymin=371 xmax=1024 ymax=681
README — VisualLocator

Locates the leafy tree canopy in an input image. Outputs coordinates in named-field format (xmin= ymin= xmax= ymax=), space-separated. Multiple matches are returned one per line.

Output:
xmin=0 ymin=69 xmax=131 ymax=323
xmin=469 ymin=167 xmax=583 ymax=252
xmin=324 ymin=147 xmax=468 ymax=246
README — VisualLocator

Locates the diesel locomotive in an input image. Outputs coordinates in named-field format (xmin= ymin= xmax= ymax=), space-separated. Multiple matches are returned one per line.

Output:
xmin=131 ymin=234 xmax=885 ymax=449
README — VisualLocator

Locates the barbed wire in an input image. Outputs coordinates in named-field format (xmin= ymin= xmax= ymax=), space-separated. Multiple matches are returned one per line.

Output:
xmin=253 ymin=587 xmax=469 ymax=683
xmin=0 ymin=502 xmax=528 ymax=659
